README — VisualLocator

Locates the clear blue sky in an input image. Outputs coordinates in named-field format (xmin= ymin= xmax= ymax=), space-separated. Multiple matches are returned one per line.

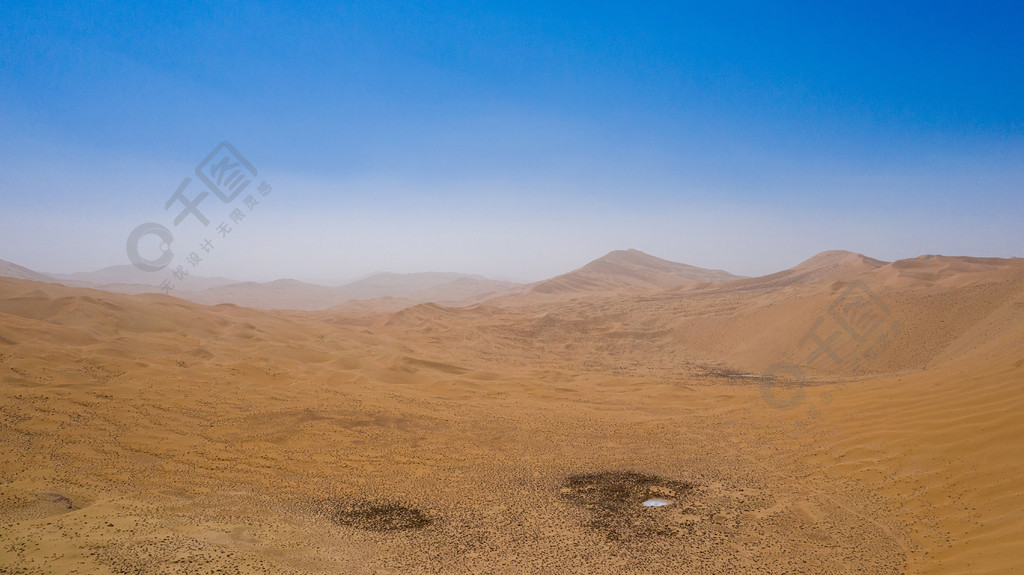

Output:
xmin=1 ymin=1 xmax=1021 ymax=283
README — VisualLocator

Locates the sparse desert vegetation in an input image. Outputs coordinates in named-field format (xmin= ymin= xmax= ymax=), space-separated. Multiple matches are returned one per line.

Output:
xmin=1 ymin=250 xmax=1022 ymax=573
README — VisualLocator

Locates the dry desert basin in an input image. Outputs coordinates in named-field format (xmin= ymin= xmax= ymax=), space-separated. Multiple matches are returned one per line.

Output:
xmin=1 ymin=249 xmax=1022 ymax=574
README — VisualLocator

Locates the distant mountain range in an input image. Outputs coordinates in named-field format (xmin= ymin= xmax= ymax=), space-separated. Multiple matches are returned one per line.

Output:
xmin=178 ymin=272 xmax=521 ymax=310
xmin=9 ymin=248 xmax=997 ymax=313
xmin=0 ymin=249 xmax=748 ymax=310
xmin=0 ymin=260 xmax=522 ymax=311
xmin=50 ymin=265 xmax=239 ymax=293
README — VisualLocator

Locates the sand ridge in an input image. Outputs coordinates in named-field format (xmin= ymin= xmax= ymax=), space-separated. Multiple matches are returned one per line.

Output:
xmin=1 ymin=251 xmax=1022 ymax=573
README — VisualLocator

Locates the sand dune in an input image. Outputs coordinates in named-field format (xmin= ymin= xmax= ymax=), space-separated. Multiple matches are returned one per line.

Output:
xmin=714 ymin=250 xmax=888 ymax=292
xmin=1 ymin=250 xmax=1022 ymax=573
xmin=0 ymin=258 xmax=59 ymax=284
xmin=491 ymin=249 xmax=742 ymax=305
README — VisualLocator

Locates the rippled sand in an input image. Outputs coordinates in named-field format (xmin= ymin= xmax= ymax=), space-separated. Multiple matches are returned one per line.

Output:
xmin=1 ymin=252 xmax=1022 ymax=573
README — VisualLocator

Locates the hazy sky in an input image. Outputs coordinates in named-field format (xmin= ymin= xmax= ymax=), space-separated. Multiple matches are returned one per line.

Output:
xmin=2 ymin=1 xmax=1022 ymax=284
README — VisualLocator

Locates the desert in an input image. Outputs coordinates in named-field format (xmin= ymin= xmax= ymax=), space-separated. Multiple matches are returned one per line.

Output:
xmin=1 ymin=249 xmax=1022 ymax=573
xmin=3 ymin=3 xmax=1022 ymax=573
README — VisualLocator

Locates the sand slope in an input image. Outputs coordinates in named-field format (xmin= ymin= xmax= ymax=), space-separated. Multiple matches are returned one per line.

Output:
xmin=491 ymin=249 xmax=742 ymax=305
xmin=0 ymin=258 xmax=59 ymax=284
xmin=1 ymin=251 xmax=1022 ymax=573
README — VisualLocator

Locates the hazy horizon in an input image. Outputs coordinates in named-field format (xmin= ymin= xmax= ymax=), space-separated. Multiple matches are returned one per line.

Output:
xmin=8 ymin=245 xmax=1023 ymax=290
xmin=2 ymin=2 xmax=1022 ymax=285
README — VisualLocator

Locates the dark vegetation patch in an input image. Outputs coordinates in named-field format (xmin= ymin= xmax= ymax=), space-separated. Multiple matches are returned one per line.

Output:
xmin=693 ymin=364 xmax=760 ymax=381
xmin=561 ymin=471 xmax=696 ymax=541
xmin=321 ymin=499 xmax=433 ymax=532
xmin=42 ymin=492 xmax=74 ymax=510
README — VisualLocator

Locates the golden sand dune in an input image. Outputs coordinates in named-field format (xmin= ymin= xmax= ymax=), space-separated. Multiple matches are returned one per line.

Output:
xmin=0 ymin=251 xmax=1022 ymax=573
xmin=0 ymin=260 xmax=57 ymax=284
xmin=491 ymin=249 xmax=742 ymax=305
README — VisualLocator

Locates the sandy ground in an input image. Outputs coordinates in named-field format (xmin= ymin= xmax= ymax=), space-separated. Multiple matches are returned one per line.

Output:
xmin=0 ymin=253 xmax=1022 ymax=573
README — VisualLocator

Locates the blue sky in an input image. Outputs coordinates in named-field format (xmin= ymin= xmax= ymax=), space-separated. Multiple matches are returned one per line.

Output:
xmin=1 ymin=1 xmax=1022 ymax=283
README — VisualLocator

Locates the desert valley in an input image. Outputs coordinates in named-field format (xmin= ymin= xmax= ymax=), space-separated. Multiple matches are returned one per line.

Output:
xmin=1 ymin=248 xmax=1021 ymax=574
